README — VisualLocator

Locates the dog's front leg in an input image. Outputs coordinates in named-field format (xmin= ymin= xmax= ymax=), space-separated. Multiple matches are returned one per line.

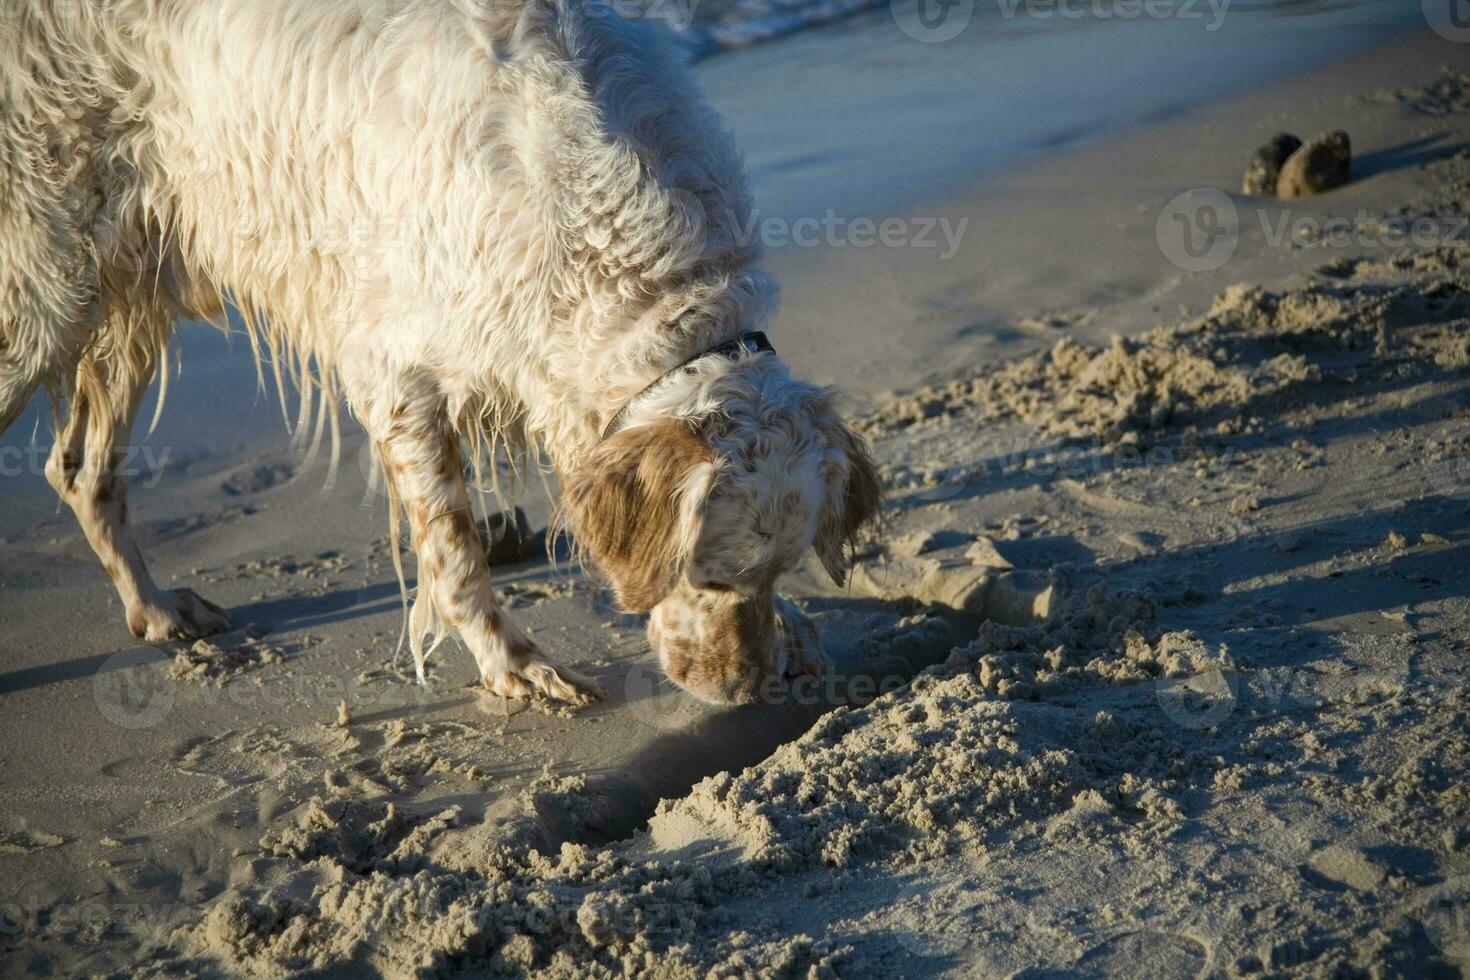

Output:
xmin=368 ymin=382 xmax=601 ymax=705
xmin=48 ymin=345 xmax=231 ymax=642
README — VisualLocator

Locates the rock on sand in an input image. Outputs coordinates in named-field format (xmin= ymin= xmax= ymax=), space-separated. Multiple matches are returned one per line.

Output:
xmin=1242 ymin=132 xmax=1302 ymax=196
xmin=1276 ymin=130 xmax=1352 ymax=200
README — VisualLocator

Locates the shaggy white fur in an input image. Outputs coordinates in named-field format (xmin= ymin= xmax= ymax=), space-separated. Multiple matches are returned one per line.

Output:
xmin=0 ymin=0 xmax=877 ymax=703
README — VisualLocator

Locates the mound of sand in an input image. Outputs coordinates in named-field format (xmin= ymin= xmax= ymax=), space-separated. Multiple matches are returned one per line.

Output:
xmin=864 ymin=247 xmax=1469 ymax=447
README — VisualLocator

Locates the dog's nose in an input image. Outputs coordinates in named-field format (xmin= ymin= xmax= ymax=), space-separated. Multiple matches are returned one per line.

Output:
xmin=646 ymin=614 xmax=776 ymax=705
xmin=648 ymin=596 xmax=778 ymax=705
xmin=658 ymin=639 xmax=769 ymax=705
xmin=697 ymin=665 xmax=767 ymax=705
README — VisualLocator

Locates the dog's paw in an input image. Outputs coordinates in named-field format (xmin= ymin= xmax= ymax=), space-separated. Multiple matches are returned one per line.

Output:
xmin=775 ymin=595 xmax=829 ymax=678
xmin=128 ymin=589 xmax=232 ymax=642
xmin=482 ymin=655 xmax=603 ymax=706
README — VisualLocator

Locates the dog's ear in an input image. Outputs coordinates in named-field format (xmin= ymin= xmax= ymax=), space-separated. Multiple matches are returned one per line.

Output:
xmin=814 ymin=418 xmax=881 ymax=586
xmin=561 ymin=418 xmax=718 ymax=612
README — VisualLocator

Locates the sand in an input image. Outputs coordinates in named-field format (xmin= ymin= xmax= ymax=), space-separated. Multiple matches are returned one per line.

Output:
xmin=156 ymin=241 xmax=1470 ymax=977
xmin=2 ymin=17 xmax=1470 ymax=980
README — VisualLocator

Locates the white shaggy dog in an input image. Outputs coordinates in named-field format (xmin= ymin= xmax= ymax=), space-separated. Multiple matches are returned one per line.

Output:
xmin=0 ymin=0 xmax=878 ymax=704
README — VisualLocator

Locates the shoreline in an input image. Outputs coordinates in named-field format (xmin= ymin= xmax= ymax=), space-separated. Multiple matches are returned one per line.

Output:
xmin=760 ymin=28 xmax=1467 ymax=396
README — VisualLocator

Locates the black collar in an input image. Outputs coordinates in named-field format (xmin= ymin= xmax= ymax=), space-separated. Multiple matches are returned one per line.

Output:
xmin=600 ymin=331 xmax=775 ymax=441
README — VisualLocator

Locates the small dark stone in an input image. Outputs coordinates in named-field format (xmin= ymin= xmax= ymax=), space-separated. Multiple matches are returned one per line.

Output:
xmin=479 ymin=506 xmax=543 ymax=566
xmin=1241 ymin=132 xmax=1302 ymax=196
xmin=1277 ymin=130 xmax=1352 ymax=200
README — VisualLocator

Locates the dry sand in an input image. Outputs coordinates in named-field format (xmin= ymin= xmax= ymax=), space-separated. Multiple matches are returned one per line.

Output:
xmin=2 ymin=19 xmax=1470 ymax=980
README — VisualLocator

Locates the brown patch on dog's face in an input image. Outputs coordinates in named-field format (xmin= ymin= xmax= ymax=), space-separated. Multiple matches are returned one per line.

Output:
xmin=560 ymin=418 xmax=718 ymax=612
xmin=649 ymin=580 xmax=779 ymax=704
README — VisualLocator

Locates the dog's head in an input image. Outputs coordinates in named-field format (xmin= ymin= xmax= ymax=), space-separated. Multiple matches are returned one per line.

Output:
xmin=561 ymin=383 xmax=878 ymax=704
